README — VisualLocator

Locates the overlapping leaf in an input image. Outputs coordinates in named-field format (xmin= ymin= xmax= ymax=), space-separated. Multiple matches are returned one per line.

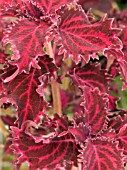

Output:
xmin=108 ymin=110 xmax=127 ymax=133
xmin=107 ymin=95 xmax=118 ymax=111
xmin=0 ymin=80 xmax=3 ymax=93
xmin=2 ymin=55 xmax=57 ymax=127
xmin=120 ymin=28 xmax=127 ymax=59
xmin=116 ymin=125 xmax=127 ymax=155
xmin=103 ymin=122 xmax=127 ymax=156
xmin=0 ymin=69 xmax=6 ymax=98
xmin=1 ymin=116 xmax=16 ymax=127
xmin=81 ymin=87 xmax=108 ymax=134
xmin=69 ymin=63 xmax=107 ymax=93
xmin=10 ymin=117 xmax=78 ymax=169
xmin=23 ymin=1 xmax=44 ymax=19
xmin=82 ymin=138 xmax=124 ymax=170
xmin=4 ymin=18 xmax=50 ymax=73
xmin=28 ymin=113 xmax=72 ymax=143
xmin=69 ymin=122 xmax=90 ymax=144
xmin=78 ymin=0 xmax=113 ymax=14
xmin=4 ymin=138 xmax=13 ymax=155
xmin=34 ymin=0 xmax=75 ymax=15
xmin=3 ymin=68 xmax=45 ymax=127
xmin=0 ymin=3 xmax=23 ymax=18
xmin=101 ymin=110 xmax=127 ymax=156
xmin=57 ymin=6 xmax=122 ymax=63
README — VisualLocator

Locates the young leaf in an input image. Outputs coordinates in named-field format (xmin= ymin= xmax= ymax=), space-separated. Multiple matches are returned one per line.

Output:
xmin=69 ymin=122 xmax=90 ymax=144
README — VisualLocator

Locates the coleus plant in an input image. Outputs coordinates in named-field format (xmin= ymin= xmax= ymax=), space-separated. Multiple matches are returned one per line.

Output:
xmin=1 ymin=0 xmax=127 ymax=170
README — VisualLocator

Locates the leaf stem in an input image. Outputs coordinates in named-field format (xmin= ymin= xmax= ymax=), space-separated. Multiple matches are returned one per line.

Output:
xmin=46 ymin=42 xmax=62 ymax=115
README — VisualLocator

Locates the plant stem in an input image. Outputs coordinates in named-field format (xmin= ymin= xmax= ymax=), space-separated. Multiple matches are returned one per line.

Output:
xmin=51 ymin=77 xmax=62 ymax=115
xmin=46 ymin=42 xmax=62 ymax=115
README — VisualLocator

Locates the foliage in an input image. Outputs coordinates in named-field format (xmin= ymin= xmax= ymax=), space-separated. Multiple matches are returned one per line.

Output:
xmin=1 ymin=0 xmax=127 ymax=169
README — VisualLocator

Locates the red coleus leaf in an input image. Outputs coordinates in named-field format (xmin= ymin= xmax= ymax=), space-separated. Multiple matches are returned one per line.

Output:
xmin=0 ymin=75 xmax=4 ymax=93
xmin=56 ymin=6 xmax=122 ymax=63
xmin=104 ymin=49 xmax=127 ymax=89
xmin=38 ymin=55 xmax=57 ymax=75
xmin=34 ymin=0 xmax=75 ymax=15
xmin=4 ymin=18 xmax=50 ymax=73
xmin=0 ymin=69 xmax=6 ymax=98
xmin=1 ymin=115 xmax=16 ymax=127
xmin=116 ymin=125 xmax=127 ymax=155
xmin=100 ymin=128 xmax=117 ymax=139
xmin=3 ymin=69 xmax=45 ymax=127
xmin=81 ymin=138 xmax=124 ymax=170
xmin=108 ymin=110 xmax=127 ymax=133
xmin=78 ymin=0 xmax=112 ymax=14
xmin=2 ymin=55 xmax=57 ymax=127
xmin=0 ymin=20 xmax=4 ymax=41
xmin=103 ymin=111 xmax=127 ymax=155
xmin=23 ymin=1 xmax=44 ymax=19
xmin=10 ymin=119 xmax=78 ymax=169
xmin=0 ymin=50 xmax=8 ymax=64
xmin=4 ymin=137 xmax=13 ymax=155
xmin=81 ymin=87 xmax=108 ymax=134
xmin=119 ymin=27 xmax=127 ymax=67
xmin=0 ymin=3 xmax=23 ymax=18
xmin=114 ymin=9 xmax=127 ymax=28
xmin=26 ymin=113 xmax=71 ymax=143
xmin=0 ymin=80 xmax=3 ymax=93
xmin=69 ymin=63 xmax=107 ymax=93
xmin=107 ymin=95 xmax=119 ymax=112
xmin=69 ymin=122 xmax=90 ymax=144
xmin=108 ymin=59 xmax=119 ymax=78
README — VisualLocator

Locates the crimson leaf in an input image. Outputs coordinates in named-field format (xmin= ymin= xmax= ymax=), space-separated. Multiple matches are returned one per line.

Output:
xmin=116 ymin=125 xmax=127 ymax=155
xmin=3 ymin=69 xmax=45 ymax=127
xmin=108 ymin=110 xmax=127 ymax=133
xmin=69 ymin=63 xmax=107 ymax=93
xmin=69 ymin=122 xmax=90 ymax=144
xmin=81 ymin=87 xmax=108 ymax=134
xmin=81 ymin=138 xmax=124 ymax=170
xmin=34 ymin=0 xmax=75 ymax=15
xmin=4 ymin=18 xmax=50 ymax=73
xmin=2 ymin=55 xmax=57 ymax=127
xmin=10 ymin=119 xmax=78 ymax=169
xmin=57 ymin=6 xmax=122 ymax=63
xmin=23 ymin=1 xmax=44 ymax=19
